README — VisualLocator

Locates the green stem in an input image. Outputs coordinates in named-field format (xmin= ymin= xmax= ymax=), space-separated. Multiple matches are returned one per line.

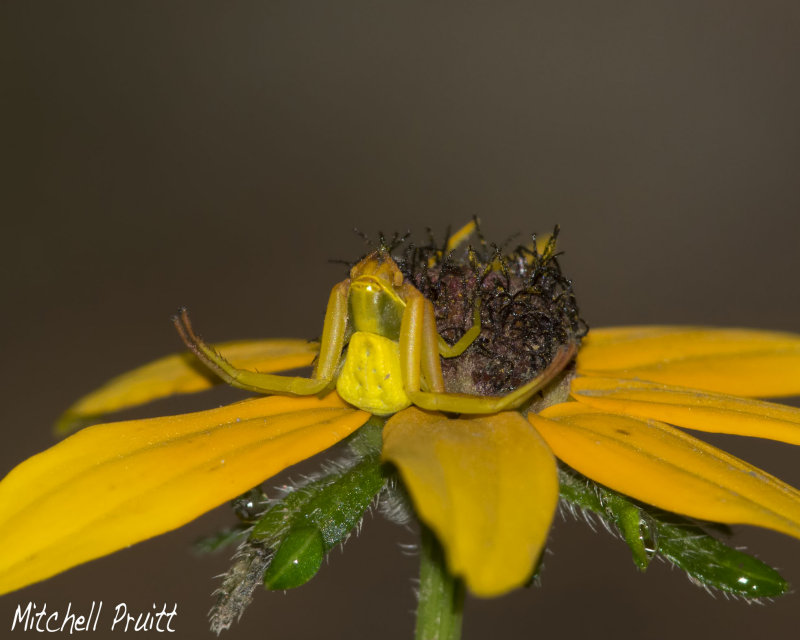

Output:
xmin=415 ymin=526 xmax=465 ymax=640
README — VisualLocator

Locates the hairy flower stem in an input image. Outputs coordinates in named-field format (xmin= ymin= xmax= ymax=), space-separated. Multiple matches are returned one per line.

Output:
xmin=415 ymin=526 xmax=465 ymax=640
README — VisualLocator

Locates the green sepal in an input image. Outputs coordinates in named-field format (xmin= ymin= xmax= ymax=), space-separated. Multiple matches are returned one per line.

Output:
xmin=597 ymin=490 xmax=656 ymax=570
xmin=558 ymin=465 xmax=789 ymax=598
xmin=308 ymin=455 xmax=386 ymax=549
xmin=250 ymin=485 xmax=316 ymax=542
xmin=345 ymin=415 xmax=385 ymax=457
xmin=263 ymin=526 xmax=325 ymax=590
xmin=251 ymin=440 xmax=386 ymax=589
xmin=252 ymin=454 xmax=385 ymax=548
xmin=655 ymin=520 xmax=788 ymax=598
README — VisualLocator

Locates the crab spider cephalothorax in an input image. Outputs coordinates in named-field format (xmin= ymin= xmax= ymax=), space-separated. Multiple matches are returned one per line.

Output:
xmin=173 ymin=249 xmax=576 ymax=416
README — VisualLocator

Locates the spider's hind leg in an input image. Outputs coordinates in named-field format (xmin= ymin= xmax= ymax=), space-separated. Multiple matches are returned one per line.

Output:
xmin=400 ymin=289 xmax=576 ymax=414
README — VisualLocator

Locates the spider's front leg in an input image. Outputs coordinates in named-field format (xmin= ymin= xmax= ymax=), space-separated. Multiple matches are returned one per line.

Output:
xmin=173 ymin=281 xmax=349 ymax=396
xmin=437 ymin=299 xmax=481 ymax=359
xmin=400 ymin=288 xmax=576 ymax=414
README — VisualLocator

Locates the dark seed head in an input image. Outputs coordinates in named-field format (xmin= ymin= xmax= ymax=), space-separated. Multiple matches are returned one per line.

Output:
xmin=397 ymin=224 xmax=588 ymax=396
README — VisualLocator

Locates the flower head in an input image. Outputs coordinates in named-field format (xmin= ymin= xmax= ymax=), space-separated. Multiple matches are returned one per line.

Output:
xmin=2 ymin=223 xmax=800 ymax=632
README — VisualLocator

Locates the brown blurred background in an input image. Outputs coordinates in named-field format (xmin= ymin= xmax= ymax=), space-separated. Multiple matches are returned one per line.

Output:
xmin=1 ymin=2 xmax=799 ymax=638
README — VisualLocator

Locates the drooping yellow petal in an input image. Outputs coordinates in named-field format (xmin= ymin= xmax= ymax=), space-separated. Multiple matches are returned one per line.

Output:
xmin=530 ymin=403 xmax=800 ymax=538
xmin=382 ymin=407 xmax=558 ymax=597
xmin=571 ymin=376 xmax=800 ymax=445
xmin=577 ymin=326 xmax=800 ymax=397
xmin=57 ymin=339 xmax=319 ymax=433
xmin=0 ymin=393 xmax=367 ymax=595
xmin=426 ymin=220 xmax=478 ymax=267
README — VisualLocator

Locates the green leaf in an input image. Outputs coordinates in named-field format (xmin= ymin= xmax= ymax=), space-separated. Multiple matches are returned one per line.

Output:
xmin=558 ymin=465 xmax=789 ymax=598
xmin=346 ymin=415 xmax=386 ymax=457
xmin=252 ymin=449 xmax=387 ymax=589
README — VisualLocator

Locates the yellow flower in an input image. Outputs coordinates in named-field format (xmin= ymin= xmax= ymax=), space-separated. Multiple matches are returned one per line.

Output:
xmin=2 ymin=233 xmax=800 ymax=605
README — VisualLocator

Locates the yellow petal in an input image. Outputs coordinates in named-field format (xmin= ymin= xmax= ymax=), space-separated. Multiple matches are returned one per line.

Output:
xmin=0 ymin=393 xmax=367 ymax=595
xmin=530 ymin=403 xmax=800 ymax=538
xmin=571 ymin=376 xmax=800 ymax=445
xmin=57 ymin=339 xmax=319 ymax=433
xmin=577 ymin=326 xmax=800 ymax=397
xmin=382 ymin=407 xmax=558 ymax=597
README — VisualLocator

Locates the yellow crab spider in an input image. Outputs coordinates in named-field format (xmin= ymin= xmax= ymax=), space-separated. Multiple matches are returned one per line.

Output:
xmin=173 ymin=245 xmax=576 ymax=416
